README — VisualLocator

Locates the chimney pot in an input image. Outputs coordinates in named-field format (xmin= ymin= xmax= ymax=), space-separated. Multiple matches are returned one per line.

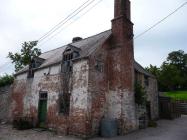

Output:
xmin=72 ymin=37 xmax=83 ymax=43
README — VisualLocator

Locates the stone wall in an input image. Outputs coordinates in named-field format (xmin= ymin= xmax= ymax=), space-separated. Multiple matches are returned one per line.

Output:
xmin=0 ymin=86 xmax=12 ymax=122
xmin=146 ymin=77 xmax=159 ymax=120
xmin=135 ymin=71 xmax=159 ymax=121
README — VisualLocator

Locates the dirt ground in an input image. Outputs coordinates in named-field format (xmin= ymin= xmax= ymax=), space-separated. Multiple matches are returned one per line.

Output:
xmin=0 ymin=125 xmax=79 ymax=140
xmin=0 ymin=115 xmax=187 ymax=140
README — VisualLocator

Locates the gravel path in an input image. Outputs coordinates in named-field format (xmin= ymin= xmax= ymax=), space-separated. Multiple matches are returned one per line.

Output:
xmin=0 ymin=115 xmax=187 ymax=140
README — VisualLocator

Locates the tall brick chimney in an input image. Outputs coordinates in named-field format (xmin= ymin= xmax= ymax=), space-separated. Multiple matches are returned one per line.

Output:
xmin=107 ymin=0 xmax=137 ymax=134
xmin=110 ymin=0 xmax=134 ymax=92
xmin=112 ymin=0 xmax=133 ymax=48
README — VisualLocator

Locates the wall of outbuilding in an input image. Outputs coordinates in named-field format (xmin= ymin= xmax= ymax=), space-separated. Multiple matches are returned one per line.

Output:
xmin=0 ymin=86 xmax=12 ymax=123
xmin=146 ymin=77 xmax=159 ymax=120
xmin=135 ymin=71 xmax=159 ymax=121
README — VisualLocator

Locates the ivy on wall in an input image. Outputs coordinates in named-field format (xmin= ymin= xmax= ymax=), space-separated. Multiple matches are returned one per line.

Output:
xmin=135 ymin=82 xmax=147 ymax=105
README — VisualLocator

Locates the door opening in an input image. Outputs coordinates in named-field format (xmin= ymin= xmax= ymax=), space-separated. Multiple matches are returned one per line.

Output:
xmin=38 ymin=91 xmax=48 ymax=128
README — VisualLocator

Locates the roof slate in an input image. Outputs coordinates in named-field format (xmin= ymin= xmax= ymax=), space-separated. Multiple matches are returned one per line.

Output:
xmin=39 ymin=30 xmax=112 ymax=68
xmin=15 ymin=30 xmax=154 ymax=78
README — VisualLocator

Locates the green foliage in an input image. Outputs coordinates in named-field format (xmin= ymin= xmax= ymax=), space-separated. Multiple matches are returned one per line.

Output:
xmin=8 ymin=41 xmax=41 ymax=72
xmin=160 ymin=63 xmax=183 ymax=90
xmin=0 ymin=74 xmax=14 ymax=87
xmin=135 ymin=82 xmax=147 ymax=105
xmin=164 ymin=91 xmax=187 ymax=101
xmin=146 ymin=50 xmax=187 ymax=91
xmin=167 ymin=50 xmax=187 ymax=69
xmin=145 ymin=65 xmax=160 ymax=78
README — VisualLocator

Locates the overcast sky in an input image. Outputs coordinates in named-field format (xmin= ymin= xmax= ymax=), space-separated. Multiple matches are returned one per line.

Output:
xmin=0 ymin=0 xmax=187 ymax=75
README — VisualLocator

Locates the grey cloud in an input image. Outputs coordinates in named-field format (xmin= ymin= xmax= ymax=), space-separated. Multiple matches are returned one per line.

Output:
xmin=0 ymin=0 xmax=187 ymax=74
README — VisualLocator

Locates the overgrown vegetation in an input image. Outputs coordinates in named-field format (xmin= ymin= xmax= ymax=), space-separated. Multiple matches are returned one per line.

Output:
xmin=0 ymin=74 xmax=14 ymax=87
xmin=135 ymin=82 xmax=147 ymax=105
xmin=8 ymin=41 xmax=41 ymax=72
xmin=146 ymin=50 xmax=187 ymax=91
xmin=164 ymin=91 xmax=187 ymax=101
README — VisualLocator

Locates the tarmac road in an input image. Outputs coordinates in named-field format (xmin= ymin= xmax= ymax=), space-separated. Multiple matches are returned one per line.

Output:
xmin=92 ymin=115 xmax=187 ymax=140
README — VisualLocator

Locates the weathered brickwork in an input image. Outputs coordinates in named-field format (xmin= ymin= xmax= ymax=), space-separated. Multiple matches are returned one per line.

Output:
xmin=88 ymin=42 xmax=109 ymax=136
xmin=69 ymin=59 xmax=91 ymax=136
xmin=10 ymin=0 xmax=159 ymax=137
xmin=109 ymin=0 xmax=137 ymax=134
xmin=11 ymin=80 xmax=27 ymax=118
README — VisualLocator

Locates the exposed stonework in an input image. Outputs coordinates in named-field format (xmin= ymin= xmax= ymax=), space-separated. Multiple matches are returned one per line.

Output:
xmin=135 ymin=70 xmax=159 ymax=122
xmin=146 ymin=77 xmax=159 ymax=120
xmin=0 ymin=86 xmax=12 ymax=122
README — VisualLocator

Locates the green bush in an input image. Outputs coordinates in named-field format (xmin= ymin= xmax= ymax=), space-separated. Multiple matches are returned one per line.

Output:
xmin=0 ymin=74 xmax=14 ymax=87
xmin=135 ymin=82 xmax=147 ymax=105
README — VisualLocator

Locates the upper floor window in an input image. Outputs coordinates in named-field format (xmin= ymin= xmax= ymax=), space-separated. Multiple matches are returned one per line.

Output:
xmin=95 ymin=60 xmax=104 ymax=72
xmin=27 ymin=57 xmax=45 ymax=78
xmin=62 ymin=46 xmax=80 ymax=73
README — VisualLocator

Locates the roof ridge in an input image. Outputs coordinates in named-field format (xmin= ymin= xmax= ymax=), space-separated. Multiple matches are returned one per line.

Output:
xmin=70 ymin=29 xmax=111 ymax=45
xmin=40 ymin=29 xmax=111 ymax=56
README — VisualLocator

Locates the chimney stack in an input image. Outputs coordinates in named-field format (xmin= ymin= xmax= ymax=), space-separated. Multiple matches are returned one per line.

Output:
xmin=112 ymin=0 xmax=133 ymax=46
xmin=108 ymin=0 xmax=136 ymax=133
xmin=110 ymin=0 xmax=134 ymax=91
xmin=114 ymin=0 xmax=131 ymax=20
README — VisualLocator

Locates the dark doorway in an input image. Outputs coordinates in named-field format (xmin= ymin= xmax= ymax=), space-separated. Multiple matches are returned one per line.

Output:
xmin=38 ymin=92 xmax=48 ymax=127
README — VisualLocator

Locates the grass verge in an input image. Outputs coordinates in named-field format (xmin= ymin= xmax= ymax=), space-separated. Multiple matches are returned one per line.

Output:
xmin=164 ymin=91 xmax=187 ymax=101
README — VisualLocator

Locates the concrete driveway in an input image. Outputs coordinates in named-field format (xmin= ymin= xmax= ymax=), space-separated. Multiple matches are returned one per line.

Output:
xmin=0 ymin=115 xmax=187 ymax=140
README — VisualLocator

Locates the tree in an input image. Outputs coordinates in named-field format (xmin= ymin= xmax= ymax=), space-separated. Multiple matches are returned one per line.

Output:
xmin=167 ymin=50 xmax=186 ymax=69
xmin=146 ymin=50 xmax=187 ymax=91
xmin=8 ymin=41 xmax=41 ymax=72
xmin=0 ymin=74 xmax=14 ymax=87
xmin=145 ymin=65 xmax=163 ymax=90
xmin=159 ymin=63 xmax=182 ymax=91
xmin=166 ymin=50 xmax=187 ymax=89
xmin=145 ymin=65 xmax=160 ymax=78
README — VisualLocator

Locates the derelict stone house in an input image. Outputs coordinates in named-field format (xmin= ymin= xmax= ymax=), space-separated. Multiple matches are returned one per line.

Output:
xmin=11 ymin=0 xmax=159 ymax=137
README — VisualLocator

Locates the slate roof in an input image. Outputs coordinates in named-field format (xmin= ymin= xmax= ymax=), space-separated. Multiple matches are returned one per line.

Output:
xmin=39 ymin=30 xmax=112 ymax=68
xmin=134 ymin=61 xmax=155 ymax=78
xmin=15 ymin=29 xmax=154 ymax=78
xmin=16 ymin=30 xmax=111 ymax=75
